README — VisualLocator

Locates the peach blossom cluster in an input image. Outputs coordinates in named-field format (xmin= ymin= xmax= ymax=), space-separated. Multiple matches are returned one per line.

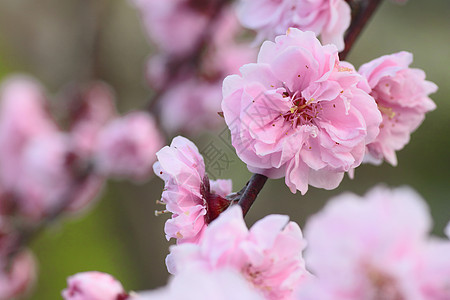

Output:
xmin=222 ymin=29 xmax=436 ymax=194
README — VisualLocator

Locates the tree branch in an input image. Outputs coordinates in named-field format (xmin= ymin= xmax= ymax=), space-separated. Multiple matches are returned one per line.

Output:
xmin=340 ymin=0 xmax=384 ymax=60
xmin=237 ymin=174 xmax=268 ymax=217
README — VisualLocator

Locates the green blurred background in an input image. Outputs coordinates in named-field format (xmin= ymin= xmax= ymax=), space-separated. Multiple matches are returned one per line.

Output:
xmin=0 ymin=0 xmax=449 ymax=298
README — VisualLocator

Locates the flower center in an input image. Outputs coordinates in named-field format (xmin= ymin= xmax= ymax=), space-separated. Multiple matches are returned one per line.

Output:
xmin=366 ymin=266 xmax=404 ymax=300
xmin=280 ymin=88 xmax=321 ymax=128
xmin=243 ymin=264 xmax=270 ymax=291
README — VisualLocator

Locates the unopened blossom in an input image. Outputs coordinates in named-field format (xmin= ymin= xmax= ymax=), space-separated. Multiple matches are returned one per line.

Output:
xmin=62 ymin=271 xmax=128 ymax=300
xmin=358 ymin=51 xmax=437 ymax=166
xmin=133 ymin=268 xmax=264 ymax=300
xmin=297 ymin=186 xmax=436 ymax=299
xmin=96 ymin=112 xmax=164 ymax=181
xmin=167 ymin=205 xmax=309 ymax=300
xmin=0 ymin=251 xmax=36 ymax=300
xmin=222 ymin=28 xmax=381 ymax=194
xmin=237 ymin=0 xmax=351 ymax=50
xmin=153 ymin=136 xmax=233 ymax=244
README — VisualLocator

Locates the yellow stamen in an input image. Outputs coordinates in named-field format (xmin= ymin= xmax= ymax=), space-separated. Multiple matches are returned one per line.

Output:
xmin=378 ymin=104 xmax=396 ymax=119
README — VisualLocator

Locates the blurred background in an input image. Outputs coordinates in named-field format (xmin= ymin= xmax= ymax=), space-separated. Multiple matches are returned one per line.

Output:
xmin=0 ymin=0 xmax=449 ymax=298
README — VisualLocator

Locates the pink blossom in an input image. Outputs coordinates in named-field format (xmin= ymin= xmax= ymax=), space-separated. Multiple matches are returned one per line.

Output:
xmin=16 ymin=133 xmax=73 ymax=219
xmin=64 ymin=82 xmax=113 ymax=215
xmin=222 ymin=28 xmax=381 ymax=194
xmin=419 ymin=231 xmax=450 ymax=299
xmin=358 ymin=51 xmax=437 ymax=166
xmin=131 ymin=0 xmax=211 ymax=57
xmin=0 ymin=76 xmax=73 ymax=220
xmin=0 ymin=76 xmax=105 ymax=220
xmin=156 ymin=42 xmax=256 ymax=134
xmin=167 ymin=205 xmax=309 ymax=299
xmin=237 ymin=0 xmax=351 ymax=50
xmin=297 ymin=186 xmax=435 ymax=299
xmin=150 ymin=9 xmax=256 ymax=134
xmin=15 ymin=132 xmax=103 ymax=220
xmin=0 ymin=251 xmax=36 ymax=300
xmin=69 ymin=82 xmax=117 ymax=157
xmin=133 ymin=268 xmax=264 ymax=300
xmin=62 ymin=271 xmax=127 ymax=300
xmin=3 ymin=129 xmax=103 ymax=220
xmin=157 ymin=78 xmax=224 ymax=134
xmin=20 ymin=130 xmax=105 ymax=219
xmin=95 ymin=112 xmax=164 ymax=181
xmin=153 ymin=136 xmax=233 ymax=244
xmin=0 ymin=76 xmax=57 ymax=192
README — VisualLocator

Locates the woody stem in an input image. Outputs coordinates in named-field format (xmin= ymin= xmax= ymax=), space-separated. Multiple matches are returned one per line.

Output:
xmin=238 ymin=174 xmax=268 ymax=217
xmin=340 ymin=0 xmax=384 ymax=60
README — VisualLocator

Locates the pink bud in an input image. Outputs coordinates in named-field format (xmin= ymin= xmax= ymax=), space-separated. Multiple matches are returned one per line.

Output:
xmin=62 ymin=271 xmax=128 ymax=300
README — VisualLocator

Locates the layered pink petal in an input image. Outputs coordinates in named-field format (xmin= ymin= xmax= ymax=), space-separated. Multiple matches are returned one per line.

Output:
xmin=358 ymin=52 xmax=437 ymax=166
xmin=222 ymin=29 xmax=381 ymax=194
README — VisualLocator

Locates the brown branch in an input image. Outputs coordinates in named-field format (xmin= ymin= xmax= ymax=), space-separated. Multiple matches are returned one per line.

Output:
xmin=237 ymin=174 xmax=268 ymax=217
xmin=340 ymin=0 xmax=384 ymax=60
